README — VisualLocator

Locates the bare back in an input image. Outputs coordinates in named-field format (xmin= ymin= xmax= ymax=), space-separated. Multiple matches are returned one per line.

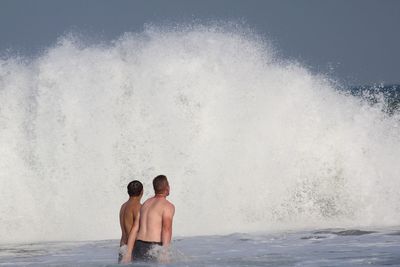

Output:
xmin=119 ymin=199 xmax=141 ymax=246
xmin=136 ymin=196 xmax=175 ymax=244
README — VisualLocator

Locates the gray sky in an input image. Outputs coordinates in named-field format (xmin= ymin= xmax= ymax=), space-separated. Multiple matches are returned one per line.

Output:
xmin=1 ymin=0 xmax=399 ymax=85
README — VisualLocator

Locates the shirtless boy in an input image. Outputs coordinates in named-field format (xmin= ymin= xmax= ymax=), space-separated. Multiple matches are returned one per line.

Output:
xmin=118 ymin=180 xmax=143 ymax=263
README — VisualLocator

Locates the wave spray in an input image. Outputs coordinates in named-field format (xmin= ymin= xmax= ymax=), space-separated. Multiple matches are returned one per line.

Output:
xmin=1 ymin=24 xmax=400 ymax=243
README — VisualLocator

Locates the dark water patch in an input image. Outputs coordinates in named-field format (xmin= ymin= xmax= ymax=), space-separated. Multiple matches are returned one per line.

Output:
xmin=300 ymin=235 xmax=327 ymax=240
xmin=387 ymin=231 xmax=400 ymax=236
xmin=313 ymin=228 xmax=345 ymax=235
xmin=225 ymin=233 xmax=255 ymax=242
xmin=313 ymin=230 xmax=335 ymax=235
xmin=335 ymin=230 xmax=376 ymax=236
xmin=313 ymin=229 xmax=376 ymax=236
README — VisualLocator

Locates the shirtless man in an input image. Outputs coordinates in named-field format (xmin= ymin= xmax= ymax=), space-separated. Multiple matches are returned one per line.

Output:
xmin=122 ymin=175 xmax=175 ymax=263
xmin=118 ymin=180 xmax=143 ymax=263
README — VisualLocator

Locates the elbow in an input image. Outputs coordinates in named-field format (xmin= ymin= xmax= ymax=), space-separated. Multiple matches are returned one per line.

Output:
xmin=162 ymin=225 xmax=172 ymax=234
xmin=132 ymin=224 xmax=139 ymax=233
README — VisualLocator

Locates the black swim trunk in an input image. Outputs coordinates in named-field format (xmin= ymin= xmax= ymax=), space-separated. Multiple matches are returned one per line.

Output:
xmin=133 ymin=240 xmax=163 ymax=261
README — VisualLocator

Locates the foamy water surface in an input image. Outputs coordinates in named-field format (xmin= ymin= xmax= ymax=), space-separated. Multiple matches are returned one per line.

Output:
xmin=1 ymin=228 xmax=400 ymax=266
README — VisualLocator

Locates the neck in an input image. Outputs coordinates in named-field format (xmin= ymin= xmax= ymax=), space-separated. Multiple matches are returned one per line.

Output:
xmin=128 ymin=196 xmax=141 ymax=201
xmin=155 ymin=193 xmax=166 ymax=198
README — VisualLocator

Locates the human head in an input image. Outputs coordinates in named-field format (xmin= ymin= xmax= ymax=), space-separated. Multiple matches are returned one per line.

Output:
xmin=127 ymin=180 xmax=143 ymax=197
xmin=153 ymin=175 xmax=169 ymax=196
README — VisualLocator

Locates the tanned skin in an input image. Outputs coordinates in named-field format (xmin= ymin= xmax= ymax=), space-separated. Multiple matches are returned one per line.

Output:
xmin=119 ymin=191 xmax=143 ymax=247
xmin=122 ymin=179 xmax=175 ymax=263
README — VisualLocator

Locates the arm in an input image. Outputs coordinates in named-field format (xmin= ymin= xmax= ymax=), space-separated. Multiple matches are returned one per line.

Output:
xmin=121 ymin=212 xmax=140 ymax=264
xmin=119 ymin=205 xmax=126 ymax=247
xmin=161 ymin=204 xmax=175 ymax=246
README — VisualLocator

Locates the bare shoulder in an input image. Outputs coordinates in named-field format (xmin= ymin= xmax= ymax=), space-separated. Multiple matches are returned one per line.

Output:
xmin=120 ymin=202 xmax=127 ymax=213
xmin=140 ymin=197 xmax=154 ymax=210
xmin=142 ymin=197 xmax=154 ymax=206
xmin=164 ymin=199 xmax=175 ymax=213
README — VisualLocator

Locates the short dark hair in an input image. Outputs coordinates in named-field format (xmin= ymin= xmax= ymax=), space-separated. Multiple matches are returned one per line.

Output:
xmin=153 ymin=175 xmax=168 ymax=194
xmin=127 ymin=180 xmax=143 ymax=197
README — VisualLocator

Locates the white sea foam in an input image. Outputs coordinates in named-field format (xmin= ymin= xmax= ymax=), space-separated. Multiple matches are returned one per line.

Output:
xmin=1 ymin=24 xmax=400 ymax=243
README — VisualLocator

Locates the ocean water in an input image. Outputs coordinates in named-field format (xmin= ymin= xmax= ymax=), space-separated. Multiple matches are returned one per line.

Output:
xmin=1 ymin=23 xmax=400 ymax=265
xmin=1 ymin=228 xmax=400 ymax=266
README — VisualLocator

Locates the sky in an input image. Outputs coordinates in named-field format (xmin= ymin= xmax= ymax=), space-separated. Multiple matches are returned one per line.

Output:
xmin=0 ymin=0 xmax=399 ymax=85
